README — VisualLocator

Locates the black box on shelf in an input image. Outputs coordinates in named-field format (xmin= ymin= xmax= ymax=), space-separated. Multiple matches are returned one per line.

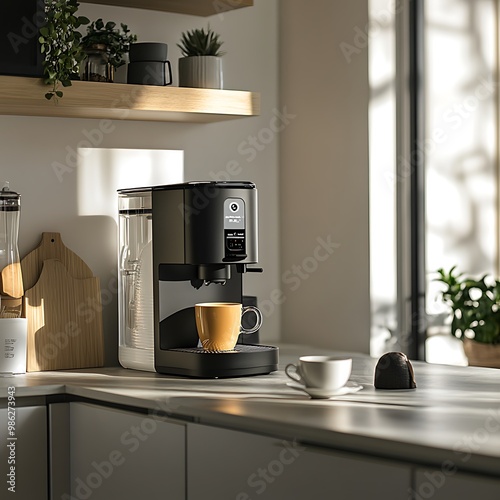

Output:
xmin=0 ymin=0 xmax=44 ymax=77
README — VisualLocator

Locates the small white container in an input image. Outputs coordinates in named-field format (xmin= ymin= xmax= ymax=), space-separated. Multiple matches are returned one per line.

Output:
xmin=0 ymin=318 xmax=27 ymax=374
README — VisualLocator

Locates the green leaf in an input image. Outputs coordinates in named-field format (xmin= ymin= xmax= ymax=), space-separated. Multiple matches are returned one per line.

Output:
xmin=178 ymin=26 xmax=225 ymax=57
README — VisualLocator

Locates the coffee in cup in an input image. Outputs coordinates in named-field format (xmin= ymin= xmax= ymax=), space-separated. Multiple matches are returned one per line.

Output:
xmin=195 ymin=302 xmax=263 ymax=352
xmin=285 ymin=356 xmax=352 ymax=391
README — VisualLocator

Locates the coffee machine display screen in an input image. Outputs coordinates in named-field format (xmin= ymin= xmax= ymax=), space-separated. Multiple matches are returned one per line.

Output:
xmin=224 ymin=198 xmax=246 ymax=259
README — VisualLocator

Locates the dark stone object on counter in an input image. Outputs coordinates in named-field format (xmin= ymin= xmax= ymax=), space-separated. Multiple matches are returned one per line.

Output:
xmin=374 ymin=352 xmax=417 ymax=390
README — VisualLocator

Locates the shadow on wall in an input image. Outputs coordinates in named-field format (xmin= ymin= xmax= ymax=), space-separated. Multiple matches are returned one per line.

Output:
xmin=76 ymin=147 xmax=184 ymax=366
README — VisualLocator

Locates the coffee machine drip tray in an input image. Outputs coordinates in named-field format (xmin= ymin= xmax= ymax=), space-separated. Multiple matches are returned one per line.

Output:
xmin=156 ymin=344 xmax=279 ymax=378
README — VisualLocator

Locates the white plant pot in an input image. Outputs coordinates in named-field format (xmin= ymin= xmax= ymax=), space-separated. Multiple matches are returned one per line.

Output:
xmin=178 ymin=56 xmax=223 ymax=89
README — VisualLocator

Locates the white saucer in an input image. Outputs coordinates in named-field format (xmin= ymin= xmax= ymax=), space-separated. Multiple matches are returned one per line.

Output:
xmin=286 ymin=381 xmax=363 ymax=399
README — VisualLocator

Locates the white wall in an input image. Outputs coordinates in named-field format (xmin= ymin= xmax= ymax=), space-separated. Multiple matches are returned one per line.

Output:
xmin=0 ymin=0 xmax=280 ymax=365
xmin=279 ymin=0 xmax=371 ymax=353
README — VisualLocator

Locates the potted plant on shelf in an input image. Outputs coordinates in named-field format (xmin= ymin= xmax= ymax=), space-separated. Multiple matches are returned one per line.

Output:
xmin=436 ymin=267 xmax=500 ymax=368
xmin=177 ymin=25 xmax=225 ymax=89
xmin=81 ymin=18 xmax=137 ymax=83
xmin=39 ymin=0 xmax=89 ymax=101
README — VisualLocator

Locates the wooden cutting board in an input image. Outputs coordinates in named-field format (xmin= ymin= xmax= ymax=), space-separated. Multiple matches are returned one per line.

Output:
xmin=24 ymin=258 xmax=104 ymax=371
xmin=20 ymin=232 xmax=94 ymax=291
xmin=0 ymin=262 xmax=24 ymax=298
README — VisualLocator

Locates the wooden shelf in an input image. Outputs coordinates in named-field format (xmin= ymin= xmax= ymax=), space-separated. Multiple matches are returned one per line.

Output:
xmin=82 ymin=0 xmax=253 ymax=16
xmin=0 ymin=76 xmax=260 ymax=123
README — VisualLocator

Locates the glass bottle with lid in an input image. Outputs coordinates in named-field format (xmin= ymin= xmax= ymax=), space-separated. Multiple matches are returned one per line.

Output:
xmin=0 ymin=183 xmax=23 ymax=318
xmin=81 ymin=43 xmax=114 ymax=83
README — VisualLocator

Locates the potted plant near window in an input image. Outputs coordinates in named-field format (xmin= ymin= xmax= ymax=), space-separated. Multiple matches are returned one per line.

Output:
xmin=81 ymin=18 xmax=137 ymax=83
xmin=177 ymin=25 xmax=225 ymax=89
xmin=436 ymin=267 xmax=500 ymax=368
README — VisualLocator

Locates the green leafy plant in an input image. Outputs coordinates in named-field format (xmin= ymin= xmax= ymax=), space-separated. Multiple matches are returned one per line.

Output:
xmin=39 ymin=0 xmax=89 ymax=101
xmin=82 ymin=19 xmax=137 ymax=69
xmin=177 ymin=25 xmax=225 ymax=57
xmin=436 ymin=266 xmax=500 ymax=344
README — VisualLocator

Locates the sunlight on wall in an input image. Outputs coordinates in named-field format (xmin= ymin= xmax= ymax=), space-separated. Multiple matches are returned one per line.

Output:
xmin=368 ymin=0 xmax=397 ymax=356
xmin=77 ymin=148 xmax=184 ymax=221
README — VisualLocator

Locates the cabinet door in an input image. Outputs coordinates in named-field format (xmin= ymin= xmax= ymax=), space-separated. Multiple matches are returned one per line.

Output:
xmin=414 ymin=468 xmax=500 ymax=499
xmin=0 ymin=405 xmax=48 ymax=500
xmin=68 ymin=402 xmax=185 ymax=500
xmin=187 ymin=423 xmax=410 ymax=500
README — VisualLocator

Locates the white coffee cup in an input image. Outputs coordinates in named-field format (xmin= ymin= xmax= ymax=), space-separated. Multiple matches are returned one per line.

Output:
xmin=285 ymin=356 xmax=352 ymax=391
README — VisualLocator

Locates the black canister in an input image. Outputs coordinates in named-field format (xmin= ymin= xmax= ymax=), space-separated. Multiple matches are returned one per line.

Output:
xmin=127 ymin=42 xmax=172 ymax=86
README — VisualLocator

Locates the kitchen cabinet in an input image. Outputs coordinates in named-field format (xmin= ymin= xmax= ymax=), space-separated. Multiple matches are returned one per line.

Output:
xmin=82 ymin=0 xmax=253 ymax=16
xmin=0 ymin=405 xmax=48 ymax=500
xmin=414 ymin=468 xmax=500 ymax=499
xmin=2 ymin=352 xmax=499 ymax=500
xmin=67 ymin=402 xmax=185 ymax=500
xmin=49 ymin=403 xmax=70 ymax=500
xmin=187 ymin=423 xmax=411 ymax=500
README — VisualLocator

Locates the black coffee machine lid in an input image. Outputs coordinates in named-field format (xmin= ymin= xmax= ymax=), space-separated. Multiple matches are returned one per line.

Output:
xmin=118 ymin=181 xmax=256 ymax=194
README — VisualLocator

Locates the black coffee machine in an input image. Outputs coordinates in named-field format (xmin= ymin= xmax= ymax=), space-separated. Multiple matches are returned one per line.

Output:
xmin=117 ymin=181 xmax=278 ymax=378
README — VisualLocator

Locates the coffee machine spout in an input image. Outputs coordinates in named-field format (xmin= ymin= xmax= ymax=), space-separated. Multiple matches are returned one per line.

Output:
xmin=197 ymin=264 xmax=231 ymax=283
xmin=236 ymin=264 xmax=264 ymax=274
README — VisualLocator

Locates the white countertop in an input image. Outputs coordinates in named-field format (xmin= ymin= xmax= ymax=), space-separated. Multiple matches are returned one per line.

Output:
xmin=2 ymin=344 xmax=500 ymax=476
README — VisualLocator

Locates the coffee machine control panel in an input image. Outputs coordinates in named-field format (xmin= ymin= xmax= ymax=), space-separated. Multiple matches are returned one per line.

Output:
xmin=224 ymin=198 xmax=246 ymax=259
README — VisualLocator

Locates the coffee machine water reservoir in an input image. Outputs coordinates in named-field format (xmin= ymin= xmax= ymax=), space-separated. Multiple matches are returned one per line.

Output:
xmin=118 ymin=182 xmax=278 ymax=377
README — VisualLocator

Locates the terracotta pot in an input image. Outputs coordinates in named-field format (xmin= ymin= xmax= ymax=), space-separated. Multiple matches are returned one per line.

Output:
xmin=463 ymin=338 xmax=500 ymax=368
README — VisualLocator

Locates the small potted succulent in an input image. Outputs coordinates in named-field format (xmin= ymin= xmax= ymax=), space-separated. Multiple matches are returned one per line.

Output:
xmin=81 ymin=18 xmax=137 ymax=82
xmin=177 ymin=25 xmax=225 ymax=89
xmin=436 ymin=267 xmax=500 ymax=368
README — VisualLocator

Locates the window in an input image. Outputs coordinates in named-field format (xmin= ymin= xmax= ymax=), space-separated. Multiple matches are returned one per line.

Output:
xmin=369 ymin=0 xmax=498 ymax=365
